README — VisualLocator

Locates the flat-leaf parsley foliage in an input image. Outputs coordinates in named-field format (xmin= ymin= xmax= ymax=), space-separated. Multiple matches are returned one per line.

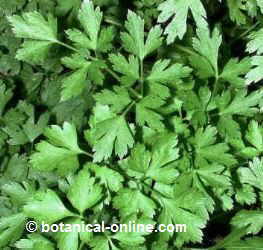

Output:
xmin=0 ymin=0 xmax=263 ymax=249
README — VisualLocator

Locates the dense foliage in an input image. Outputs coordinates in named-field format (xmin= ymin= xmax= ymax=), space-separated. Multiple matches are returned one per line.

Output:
xmin=0 ymin=0 xmax=263 ymax=249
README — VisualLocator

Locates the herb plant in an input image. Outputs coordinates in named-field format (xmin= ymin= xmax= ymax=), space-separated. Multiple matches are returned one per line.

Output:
xmin=0 ymin=0 xmax=263 ymax=249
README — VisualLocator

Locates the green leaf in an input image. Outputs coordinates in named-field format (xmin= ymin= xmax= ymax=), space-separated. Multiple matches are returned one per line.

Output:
xmin=89 ymin=236 xmax=111 ymax=250
xmin=147 ymin=59 xmax=192 ymax=84
xmin=196 ymin=164 xmax=231 ymax=189
xmin=85 ymin=104 xmax=116 ymax=147
xmin=23 ymin=189 xmax=73 ymax=224
xmin=121 ymin=10 xmax=162 ymax=60
xmin=2 ymin=181 xmax=35 ymax=206
xmin=94 ymin=86 xmax=131 ymax=113
xmin=97 ymin=26 xmax=116 ymax=53
xmin=246 ymin=120 xmax=263 ymax=152
xmin=149 ymin=134 xmax=180 ymax=180
xmin=4 ymin=154 xmax=28 ymax=182
xmin=15 ymin=234 xmax=54 ymax=250
xmin=113 ymin=188 xmax=156 ymax=218
xmin=0 ymin=83 xmax=13 ymax=116
xmin=231 ymin=210 xmax=263 ymax=234
xmin=87 ymin=163 xmax=124 ymax=192
xmin=188 ymin=53 xmax=214 ymax=79
xmin=238 ymin=157 xmax=263 ymax=191
xmin=246 ymin=56 xmax=263 ymax=84
xmin=210 ymin=228 xmax=250 ymax=250
xmin=227 ymin=0 xmax=247 ymax=25
xmin=224 ymin=237 xmax=263 ymax=250
xmin=66 ymin=28 xmax=93 ymax=49
xmin=158 ymin=0 xmax=207 ymax=43
xmin=15 ymin=40 xmax=52 ymax=64
xmin=87 ymin=59 xmax=106 ymax=85
xmin=158 ymin=192 xmax=207 ymax=246
xmin=67 ymin=167 xmax=103 ymax=213
xmin=8 ymin=12 xmax=57 ymax=42
xmin=41 ymin=121 xmax=83 ymax=153
xmin=122 ymin=134 xmax=179 ymax=184
xmin=56 ymin=0 xmax=81 ymax=17
xmin=0 ymin=0 xmax=25 ymax=15
xmin=5 ymin=2 xmax=263 ymax=249
xmin=178 ymin=87 xmax=213 ymax=127
xmin=192 ymin=26 xmax=222 ymax=76
xmin=23 ymin=113 xmax=50 ymax=143
xmin=256 ymin=0 xmax=263 ymax=13
xmin=220 ymin=57 xmax=251 ymax=88
xmin=56 ymin=218 xmax=81 ymax=250
xmin=30 ymin=122 xmax=83 ymax=176
xmin=88 ymin=115 xmax=134 ymax=162
xmin=29 ymin=142 xmax=80 ymax=176
xmin=218 ymin=89 xmax=263 ymax=116
xmin=235 ymin=185 xmax=256 ymax=205
xmin=112 ymin=232 xmax=144 ymax=246
xmin=8 ymin=12 xmax=57 ymax=64
xmin=136 ymin=95 xmax=165 ymax=131
xmin=61 ymin=54 xmax=91 ymax=101
xmin=0 ymin=213 xmax=26 ymax=248
xmin=192 ymin=126 xmax=237 ymax=166
xmin=3 ymin=102 xmax=50 ymax=145
xmin=77 ymin=0 xmax=102 ymax=50
xmin=66 ymin=0 xmax=115 ymax=53
xmin=247 ymin=28 xmax=263 ymax=55
xmin=112 ymin=216 xmax=154 ymax=246
xmin=109 ymin=54 xmax=139 ymax=86
xmin=121 ymin=144 xmax=151 ymax=178
xmin=217 ymin=115 xmax=242 ymax=142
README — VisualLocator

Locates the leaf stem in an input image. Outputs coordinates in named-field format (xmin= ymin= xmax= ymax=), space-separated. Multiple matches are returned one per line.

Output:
xmin=122 ymin=101 xmax=136 ymax=117
xmin=82 ymin=151 xmax=93 ymax=158
xmin=140 ymin=59 xmax=144 ymax=96
xmin=212 ymin=74 xmax=219 ymax=97
xmin=86 ymin=54 xmax=97 ymax=61
xmin=104 ymin=17 xmax=122 ymax=27
xmin=129 ymin=88 xmax=142 ymax=99
xmin=79 ymin=241 xmax=85 ymax=250
xmin=230 ymin=21 xmax=260 ymax=45
xmin=174 ymin=44 xmax=197 ymax=56
xmin=56 ymin=41 xmax=78 ymax=53
xmin=104 ymin=67 xmax=121 ymax=82
xmin=142 ymin=182 xmax=168 ymax=198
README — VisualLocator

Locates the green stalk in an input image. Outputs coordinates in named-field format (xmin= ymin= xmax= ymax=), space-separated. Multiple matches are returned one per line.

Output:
xmin=104 ymin=17 xmax=122 ymax=27
xmin=140 ymin=59 xmax=144 ymax=96
xmin=174 ymin=44 xmax=197 ymax=56
xmin=104 ymin=67 xmax=121 ymax=82
xmin=82 ymin=151 xmax=93 ymax=158
xmin=122 ymin=101 xmax=136 ymax=117
xmin=230 ymin=21 xmax=260 ymax=45
xmin=129 ymin=88 xmax=142 ymax=100
xmin=212 ymin=72 xmax=219 ymax=97
xmin=56 ymin=41 xmax=78 ymax=53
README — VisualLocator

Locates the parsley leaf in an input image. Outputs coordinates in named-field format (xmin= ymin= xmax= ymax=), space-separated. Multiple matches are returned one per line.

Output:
xmin=158 ymin=0 xmax=207 ymax=43
xmin=86 ymin=113 xmax=134 ymax=162
xmin=109 ymin=54 xmax=139 ymax=86
xmin=238 ymin=157 xmax=263 ymax=191
xmin=30 ymin=122 xmax=84 ymax=176
xmin=8 ymin=12 xmax=58 ymax=64
xmin=23 ymin=189 xmax=74 ymax=224
xmin=192 ymin=26 xmax=222 ymax=77
xmin=121 ymin=10 xmax=162 ymax=60
xmin=0 ymin=213 xmax=26 ymax=248
xmin=113 ymin=188 xmax=156 ymax=218
xmin=231 ymin=210 xmax=263 ymax=234
xmin=67 ymin=167 xmax=103 ymax=213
